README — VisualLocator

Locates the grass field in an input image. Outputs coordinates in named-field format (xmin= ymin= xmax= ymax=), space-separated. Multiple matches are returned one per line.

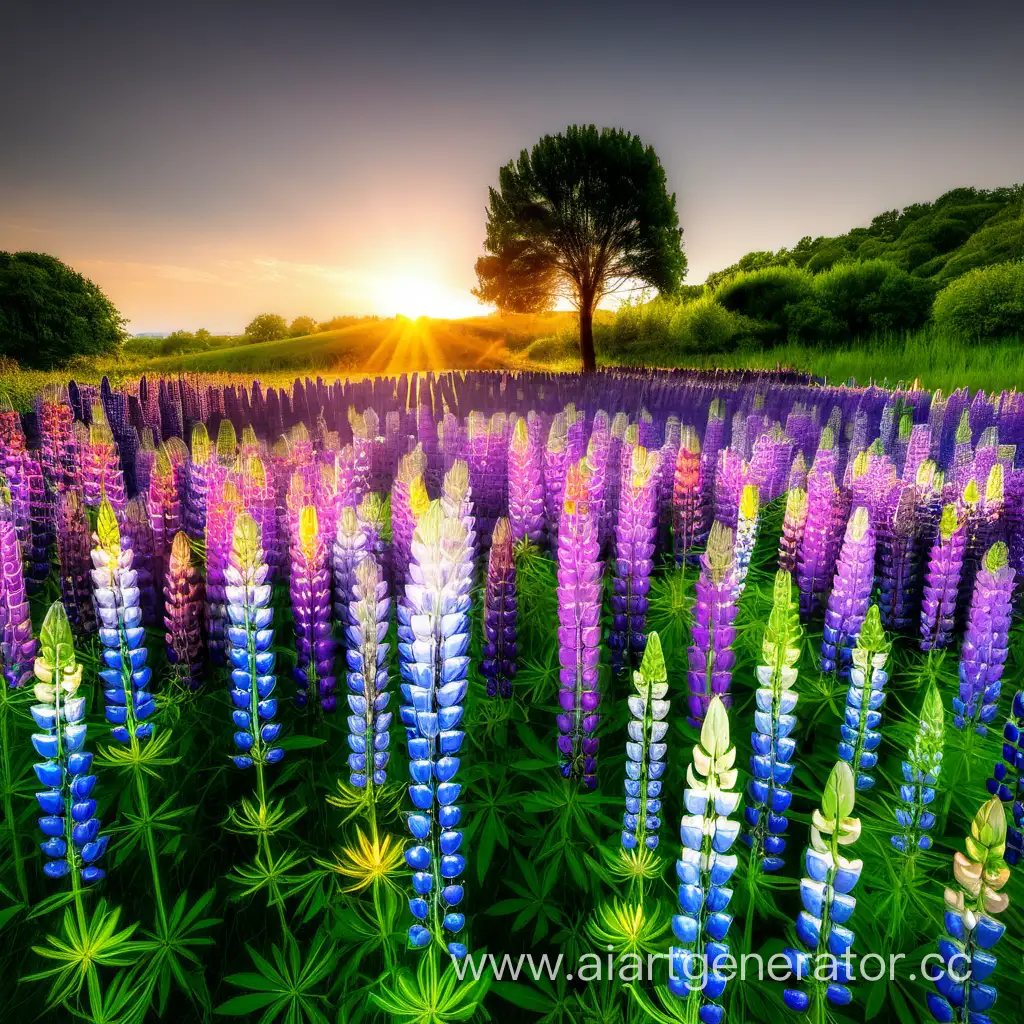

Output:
xmin=1 ymin=312 xmax=1020 ymax=407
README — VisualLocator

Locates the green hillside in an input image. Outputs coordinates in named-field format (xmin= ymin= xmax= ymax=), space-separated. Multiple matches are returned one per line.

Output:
xmin=706 ymin=185 xmax=1024 ymax=287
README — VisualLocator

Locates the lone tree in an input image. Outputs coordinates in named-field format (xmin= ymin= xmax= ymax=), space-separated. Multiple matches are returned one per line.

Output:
xmin=0 ymin=252 xmax=126 ymax=369
xmin=474 ymin=125 xmax=685 ymax=371
xmin=245 ymin=313 xmax=288 ymax=343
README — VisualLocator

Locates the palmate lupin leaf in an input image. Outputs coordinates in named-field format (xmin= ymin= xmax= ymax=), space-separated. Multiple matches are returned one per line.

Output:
xmin=31 ymin=601 xmax=108 ymax=883
xmin=744 ymin=569 xmax=802 ymax=872
xmin=837 ymin=604 xmax=890 ymax=790
xmin=927 ymin=798 xmax=1011 ymax=1024
xmin=621 ymin=630 xmax=668 ymax=853
xmin=783 ymin=760 xmax=863 ymax=1013
xmin=892 ymin=681 xmax=945 ymax=854
xmin=987 ymin=690 xmax=1024 ymax=866
xmin=669 ymin=696 xmax=741 ymax=1024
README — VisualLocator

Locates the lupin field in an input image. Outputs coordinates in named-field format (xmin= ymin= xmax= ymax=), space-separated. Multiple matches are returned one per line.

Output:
xmin=2 ymin=367 xmax=1024 ymax=1024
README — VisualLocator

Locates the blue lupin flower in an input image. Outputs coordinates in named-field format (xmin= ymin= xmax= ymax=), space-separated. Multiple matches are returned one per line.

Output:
xmin=225 ymin=513 xmax=284 ymax=770
xmin=782 ymin=761 xmax=863 ymax=1013
xmin=987 ymin=690 xmax=1024 ymax=866
xmin=621 ymin=631 xmax=668 ymax=852
xmin=837 ymin=605 xmax=890 ymax=790
xmin=32 ymin=601 xmax=108 ymax=882
xmin=892 ymin=681 xmax=945 ymax=854
xmin=89 ymin=500 xmax=155 ymax=744
xmin=927 ymin=797 xmax=1010 ymax=1024
xmin=399 ymin=500 xmax=472 ymax=959
xmin=669 ymin=695 xmax=741 ymax=1024
xmin=345 ymin=554 xmax=391 ymax=788
xmin=744 ymin=569 xmax=802 ymax=872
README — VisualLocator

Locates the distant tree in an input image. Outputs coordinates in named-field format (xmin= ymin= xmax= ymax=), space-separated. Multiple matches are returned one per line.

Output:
xmin=474 ymin=125 xmax=685 ymax=371
xmin=195 ymin=328 xmax=211 ymax=341
xmin=933 ymin=262 xmax=1024 ymax=339
xmin=245 ymin=313 xmax=288 ymax=343
xmin=289 ymin=315 xmax=317 ymax=338
xmin=0 ymin=251 xmax=126 ymax=369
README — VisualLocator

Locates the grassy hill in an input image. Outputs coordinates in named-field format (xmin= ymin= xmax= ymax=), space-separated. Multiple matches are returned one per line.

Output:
xmin=706 ymin=185 xmax=1024 ymax=287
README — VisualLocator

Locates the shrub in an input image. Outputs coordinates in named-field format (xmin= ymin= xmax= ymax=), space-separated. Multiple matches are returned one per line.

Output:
xmin=811 ymin=259 xmax=933 ymax=339
xmin=932 ymin=261 xmax=1024 ymax=340
xmin=715 ymin=266 xmax=813 ymax=345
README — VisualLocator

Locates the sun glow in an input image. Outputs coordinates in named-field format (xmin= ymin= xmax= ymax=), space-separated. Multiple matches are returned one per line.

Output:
xmin=374 ymin=271 xmax=482 ymax=320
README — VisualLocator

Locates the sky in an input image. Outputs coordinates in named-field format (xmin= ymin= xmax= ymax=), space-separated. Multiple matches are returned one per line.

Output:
xmin=2 ymin=0 xmax=1022 ymax=333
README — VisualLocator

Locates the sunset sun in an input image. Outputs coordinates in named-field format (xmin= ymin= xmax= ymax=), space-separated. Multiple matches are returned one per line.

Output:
xmin=374 ymin=271 xmax=482 ymax=320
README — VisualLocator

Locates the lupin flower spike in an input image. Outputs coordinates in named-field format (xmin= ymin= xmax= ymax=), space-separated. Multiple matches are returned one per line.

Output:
xmin=621 ymin=631 xmax=668 ymax=852
xmin=345 ymin=555 xmax=391 ymax=788
xmin=778 ymin=487 xmax=807 ymax=576
xmin=892 ymin=681 xmax=945 ymax=854
xmin=225 ymin=513 xmax=284 ymax=769
xmin=289 ymin=505 xmax=337 ymax=713
xmin=399 ymin=501 xmax=472 ymax=958
xmin=927 ymin=798 xmax=1010 ymax=1024
xmin=686 ymin=522 xmax=739 ymax=727
xmin=837 ymin=605 xmax=890 ymax=790
xmin=782 ymin=761 xmax=863 ymax=1013
xmin=733 ymin=483 xmax=760 ymax=594
xmin=482 ymin=517 xmax=517 ymax=699
xmin=555 ymin=461 xmax=603 ymax=789
xmin=920 ymin=503 xmax=966 ymax=651
xmin=821 ymin=507 xmax=876 ymax=678
xmin=669 ymin=696 xmax=741 ymax=1024
xmin=1 ymin=493 xmax=37 ymax=687
xmin=507 ymin=417 xmax=544 ymax=546
xmin=609 ymin=445 xmax=659 ymax=678
xmin=744 ymin=570 xmax=803 ymax=872
xmin=955 ymin=542 xmax=1014 ymax=737
xmin=672 ymin=425 xmax=704 ymax=562
xmin=163 ymin=531 xmax=204 ymax=688
xmin=32 ymin=601 xmax=108 ymax=882
xmin=90 ymin=500 xmax=155 ymax=744
xmin=333 ymin=506 xmax=368 ymax=636
xmin=987 ymin=691 xmax=1024 ymax=866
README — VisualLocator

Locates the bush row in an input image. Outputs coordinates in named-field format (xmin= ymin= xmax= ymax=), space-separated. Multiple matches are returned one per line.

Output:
xmin=612 ymin=259 xmax=1024 ymax=354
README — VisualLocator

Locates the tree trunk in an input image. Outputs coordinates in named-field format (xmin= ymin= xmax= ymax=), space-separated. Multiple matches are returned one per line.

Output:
xmin=578 ymin=300 xmax=596 ymax=373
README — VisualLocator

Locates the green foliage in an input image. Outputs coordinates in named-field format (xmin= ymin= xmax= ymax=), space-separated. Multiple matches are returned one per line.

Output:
xmin=474 ymin=124 xmax=685 ymax=370
xmin=933 ymin=261 xmax=1024 ymax=340
xmin=244 ymin=313 xmax=289 ymax=344
xmin=715 ymin=265 xmax=813 ymax=345
xmin=707 ymin=184 xmax=1024 ymax=286
xmin=0 ymin=252 xmax=126 ymax=369
xmin=288 ymin=316 xmax=318 ymax=338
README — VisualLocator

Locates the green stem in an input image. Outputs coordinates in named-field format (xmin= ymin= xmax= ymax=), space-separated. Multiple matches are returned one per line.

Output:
xmin=132 ymin=756 xmax=168 ymax=934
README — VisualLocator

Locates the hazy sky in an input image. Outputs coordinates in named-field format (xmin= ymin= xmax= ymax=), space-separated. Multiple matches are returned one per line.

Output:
xmin=3 ymin=0 xmax=1022 ymax=332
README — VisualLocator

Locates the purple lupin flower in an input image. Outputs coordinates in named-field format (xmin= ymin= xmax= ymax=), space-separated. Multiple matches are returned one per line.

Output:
xmin=920 ymin=503 xmax=966 ymax=650
xmin=686 ymin=521 xmax=739 ymax=727
xmin=0 ymin=494 xmax=36 ymax=687
xmin=163 ymin=531 xmax=204 ymax=688
xmin=391 ymin=446 xmax=427 ymax=589
xmin=205 ymin=477 xmax=241 ymax=666
xmin=55 ymin=491 xmax=96 ymax=635
xmin=482 ymin=517 xmax=517 ymax=699
xmin=609 ymin=446 xmax=659 ymax=678
xmin=798 ymin=438 xmax=840 ymax=621
xmin=507 ymin=416 xmax=544 ymax=546
xmin=821 ymin=507 xmax=876 ymax=678
xmin=290 ymin=505 xmax=336 ymax=713
xmin=555 ymin=461 xmax=603 ymax=789
xmin=778 ymin=487 xmax=808 ymax=575
xmin=543 ymin=413 xmax=569 ymax=548
xmin=332 ymin=506 xmax=368 ymax=638
xmin=955 ymin=542 xmax=1015 ymax=736
xmin=184 ymin=423 xmax=212 ymax=541
xmin=672 ymin=425 xmax=704 ymax=562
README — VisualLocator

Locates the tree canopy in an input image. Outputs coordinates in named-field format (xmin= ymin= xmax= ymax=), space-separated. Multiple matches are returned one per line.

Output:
xmin=245 ymin=313 xmax=289 ymax=343
xmin=474 ymin=125 xmax=685 ymax=371
xmin=0 ymin=252 xmax=126 ymax=369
